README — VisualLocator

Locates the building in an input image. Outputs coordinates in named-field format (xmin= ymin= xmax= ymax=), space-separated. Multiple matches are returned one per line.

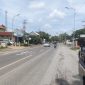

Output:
xmin=0 ymin=24 xmax=13 ymax=40
xmin=0 ymin=24 xmax=6 ymax=32
xmin=30 ymin=32 xmax=40 ymax=36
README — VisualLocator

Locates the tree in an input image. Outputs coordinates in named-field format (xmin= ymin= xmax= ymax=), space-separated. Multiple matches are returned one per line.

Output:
xmin=59 ymin=33 xmax=71 ymax=42
xmin=38 ymin=31 xmax=50 ymax=42
xmin=50 ymin=36 xmax=59 ymax=42
xmin=72 ymin=28 xmax=85 ymax=38
xmin=29 ymin=35 xmax=41 ymax=44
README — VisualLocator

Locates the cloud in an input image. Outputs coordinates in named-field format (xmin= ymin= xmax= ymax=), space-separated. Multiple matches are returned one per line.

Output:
xmin=49 ymin=9 xmax=66 ymax=19
xmin=75 ymin=5 xmax=85 ymax=14
xmin=41 ymin=23 xmax=52 ymax=33
xmin=44 ymin=24 xmax=52 ymax=28
xmin=28 ymin=18 xmax=33 ymax=23
xmin=67 ymin=0 xmax=85 ymax=14
xmin=29 ymin=1 xmax=45 ymax=9
xmin=0 ymin=0 xmax=84 ymax=35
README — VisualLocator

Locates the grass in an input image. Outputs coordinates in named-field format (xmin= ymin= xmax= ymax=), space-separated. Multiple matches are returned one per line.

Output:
xmin=71 ymin=47 xmax=80 ymax=50
xmin=0 ymin=46 xmax=8 ymax=51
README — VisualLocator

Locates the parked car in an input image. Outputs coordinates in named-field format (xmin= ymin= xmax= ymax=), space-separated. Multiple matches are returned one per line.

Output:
xmin=0 ymin=41 xmax=7 ymax=47
xmin=43 ymin=43 xmax=50 ymax=47
xmin=9 ymin=40 xmax=14 ymax=45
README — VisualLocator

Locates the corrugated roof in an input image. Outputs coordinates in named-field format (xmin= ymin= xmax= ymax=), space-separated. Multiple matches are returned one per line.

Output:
xmin=30 ymin=32 xmax=39 ymax=36
xmin=0 ymin=24 xmax=6 ymax=29
xmin=0 ymin=32 xmax=12 ymax=36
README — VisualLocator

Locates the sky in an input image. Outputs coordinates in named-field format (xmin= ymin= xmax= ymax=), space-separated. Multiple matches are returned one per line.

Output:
xmin=0 ymin=0 xmax=85 ymax=35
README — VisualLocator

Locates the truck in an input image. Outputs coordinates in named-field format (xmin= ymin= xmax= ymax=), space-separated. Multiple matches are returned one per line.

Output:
xmin=78 ymin=35 xmax=85 ymax=85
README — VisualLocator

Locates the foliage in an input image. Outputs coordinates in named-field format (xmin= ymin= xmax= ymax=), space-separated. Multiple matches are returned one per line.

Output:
xmin=72 ymin=28 xmax=85 ymax=38
xmin=38 ymin=31 xmax=50 ymax=42
xmin=59 ymin=33 xmax=71 ymax=42
xmin=50 ymin=36 xmax=59 ymax=41
xmin=29 ymin=35 xmax=41 ymax=44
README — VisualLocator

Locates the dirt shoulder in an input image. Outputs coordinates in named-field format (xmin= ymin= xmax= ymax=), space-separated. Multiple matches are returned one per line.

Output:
xmin=51 ymin=44 xmax=83 ymax=85
xmin=0 ymin=46 xmax=25 ymax=52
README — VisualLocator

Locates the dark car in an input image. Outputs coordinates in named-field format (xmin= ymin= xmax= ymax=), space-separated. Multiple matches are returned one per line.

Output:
xmin=78 ymin=38 xmax=85 ymax=84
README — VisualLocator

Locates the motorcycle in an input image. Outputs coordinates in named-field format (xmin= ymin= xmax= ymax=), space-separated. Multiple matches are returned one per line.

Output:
xmin=54 ymin=44 xmax=56 ymax=48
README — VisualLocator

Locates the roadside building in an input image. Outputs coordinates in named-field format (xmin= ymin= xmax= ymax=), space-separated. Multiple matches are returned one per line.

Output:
xmin=0 ymin=24 xmax=6 ymax=32
xmin=0 ymin=24 xmax=14 ymax=40
xmin=0 ymin=32 xmax=12 ymax=40
xmin=30 ymin=32 xmax=40 ymax=36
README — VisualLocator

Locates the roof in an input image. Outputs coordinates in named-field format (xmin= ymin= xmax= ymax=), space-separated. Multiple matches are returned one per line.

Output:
xmin=0 ymin=24 xmax=6 ymax=29
xmin=0 ymin=32 xmax=12 ymax=36
xmin=30 ymin=32 xmax=40 ymax=36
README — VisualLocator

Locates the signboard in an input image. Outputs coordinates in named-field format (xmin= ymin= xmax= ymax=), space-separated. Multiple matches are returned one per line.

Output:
xmin=80 ymin=34 xmax=85 ymax=38
xmin=29 ymin=38 xmax=31 ymax=40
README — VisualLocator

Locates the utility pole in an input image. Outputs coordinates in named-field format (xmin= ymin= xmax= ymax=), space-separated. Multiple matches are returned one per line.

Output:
xmin=23 ymin=20 xmax=27 ymax=44
xmin=23 ymin=20 xmax=27 ymax=33
xmin=5 ymin=10 xmax=8 ymax=31
xmin=65 ymin=7 xmax=76 ymax=48
xmin=11 ymin=14 xmax=20 ymax=47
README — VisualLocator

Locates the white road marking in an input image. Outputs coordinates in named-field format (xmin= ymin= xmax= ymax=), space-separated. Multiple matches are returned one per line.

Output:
xmin=16 ymin=51 xmax=32 ymax=55
xmin=0 ymin=48 xmax=50 ymax=71
xmin=0 ymin=55 xmax=32 ymax=71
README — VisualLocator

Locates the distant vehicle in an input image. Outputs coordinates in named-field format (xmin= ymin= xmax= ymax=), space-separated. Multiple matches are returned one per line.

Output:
xmin=66 ymin=40 xmax=72 ymax=46
xmin=9 ymin=40 xmax=14 ymax=45
xmin=53 ymin=41 xmax=57 ymax=48
xmin=3 ymin=39 xmax=9 ymax=44
xmin=0 ymin=39 xmax=9 ymax=45
xmin=43 ymin=43 xmax=50 ymax=47
xmin=0 ymin=41 xmax=7 ymax=47
xmin=0 ymin=39 xmax=14 ymax=45
xmin=54 ymin=44 xmax=56 ymax=48
xmin=78 ymin=36 xmax=85 ymax=85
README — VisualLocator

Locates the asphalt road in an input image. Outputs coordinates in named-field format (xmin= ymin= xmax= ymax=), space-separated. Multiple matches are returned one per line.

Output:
xmin=51 ymin=44 xmax=83 ymax=85
xmin=0 ymin=45 xmax=57 ymax=85
xmin=0 ymin=44 xmax=83 ymax=85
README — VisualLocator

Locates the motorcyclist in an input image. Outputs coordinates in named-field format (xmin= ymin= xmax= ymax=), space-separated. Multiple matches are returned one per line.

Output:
xmin=53 ymin=41 xmax=57 ymax=48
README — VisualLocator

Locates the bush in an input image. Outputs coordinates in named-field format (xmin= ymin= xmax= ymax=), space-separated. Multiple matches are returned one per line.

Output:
xmin=0 ymin=46 xmax=7 ymax=49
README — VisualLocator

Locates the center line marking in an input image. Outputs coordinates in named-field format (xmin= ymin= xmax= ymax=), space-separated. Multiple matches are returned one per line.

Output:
xmin=16 ymin=51 xmax=32 ymax=55
xmin=0 ymin=55 xmax=32 ymax=70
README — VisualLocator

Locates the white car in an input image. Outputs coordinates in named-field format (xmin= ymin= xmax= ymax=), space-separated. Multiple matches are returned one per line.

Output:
xmin=43 ymin=43 xmax=50 ymax=47
xmin=9 ymin=41 xmax=14 ymax=45
xmin=0 ymin=41 xmax=7 ymax=47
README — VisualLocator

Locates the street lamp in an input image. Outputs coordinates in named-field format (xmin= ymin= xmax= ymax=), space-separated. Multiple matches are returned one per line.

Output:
xmin=11 ymin=14 xmax=20 ymax=41
xmin=65 ymin=7 xmax=76 ymax=48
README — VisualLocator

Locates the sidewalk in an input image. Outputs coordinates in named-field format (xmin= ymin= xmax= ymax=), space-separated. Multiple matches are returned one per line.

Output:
xmin=8 ymin=46 xmax=26 ymax=50
xmin=0 ymin=44 xmax=41 ymax=53
xmin=0 ymin=46 xmax=26 ymax=55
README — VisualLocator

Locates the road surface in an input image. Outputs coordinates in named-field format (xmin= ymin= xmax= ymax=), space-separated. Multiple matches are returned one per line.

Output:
xmin=51 ymin=44 xmax=83 ymax=85
xmin=0 ymin=44 xmax=58 ymax=85
xmin=0 ymin=44 xmax=83 ymax=85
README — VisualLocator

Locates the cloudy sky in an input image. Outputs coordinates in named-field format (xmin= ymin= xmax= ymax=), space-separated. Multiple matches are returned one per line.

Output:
xmin=0 ymin=0 xmax=85 ymax=35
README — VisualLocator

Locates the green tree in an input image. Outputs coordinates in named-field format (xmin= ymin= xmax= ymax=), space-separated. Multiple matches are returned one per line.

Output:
xmin=50 ymin=36 xmax=59 ymax=42
xmin=38 ymin=31 xmax=50 ymax=42
xmin=59 ymin=33 xmax=71 ymax=42
xmin=72 ymin=28 xmax=85 ymax=38
xmin=29 ymin=35 xmax=41 ymax=44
